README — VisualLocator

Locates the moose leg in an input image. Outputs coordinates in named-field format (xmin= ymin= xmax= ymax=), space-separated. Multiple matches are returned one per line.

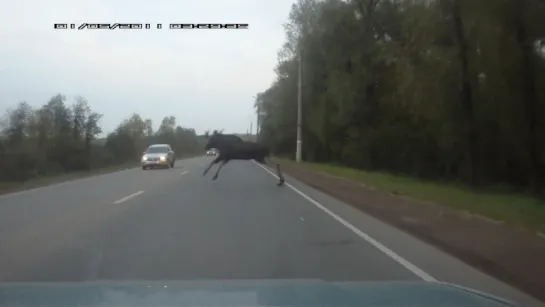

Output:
xmin=275 ymin=163 xmax=285 ymax=186
xmin=203 ymin=156 xmax=221 ymax=176
xmin=258 ymin=156 xmax=285 ymax=186
xmin=212 ymin=160 xmax=228 ymax=180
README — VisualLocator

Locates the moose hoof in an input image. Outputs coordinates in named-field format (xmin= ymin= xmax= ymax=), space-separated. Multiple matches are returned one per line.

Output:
xmin=212 ymin=175 xmax=218 ymax=180
xmin=277 ymin=180 xmax=285 ymax=186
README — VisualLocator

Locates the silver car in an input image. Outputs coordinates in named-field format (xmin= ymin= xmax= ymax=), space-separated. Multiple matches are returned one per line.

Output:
xmin=141 ymin=144 xmax=176 ymax=170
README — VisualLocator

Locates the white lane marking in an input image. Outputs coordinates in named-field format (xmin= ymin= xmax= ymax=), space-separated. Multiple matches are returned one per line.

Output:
xmin=253 ymin=162 xmax=436 ymax=282
xmin=113 ymin=190 xmax=144 ymax=204
xmin=300 ymin=217 xmax=305 ymax=221
xmin=181 ymin=171 xmax=188 ymax=175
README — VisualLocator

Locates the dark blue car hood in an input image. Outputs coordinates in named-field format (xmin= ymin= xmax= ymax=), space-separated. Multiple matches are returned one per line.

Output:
xmin=0 ymin=279 xmax=517 ymax=306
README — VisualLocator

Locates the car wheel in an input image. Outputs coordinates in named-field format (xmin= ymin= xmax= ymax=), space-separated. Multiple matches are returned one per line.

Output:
xmin=142 ymin=166 xmax=147 ymax=170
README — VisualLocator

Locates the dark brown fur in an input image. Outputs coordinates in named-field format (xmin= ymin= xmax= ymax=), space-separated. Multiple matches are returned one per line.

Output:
xmin=203 ymin=133 xmax=284 ymax=186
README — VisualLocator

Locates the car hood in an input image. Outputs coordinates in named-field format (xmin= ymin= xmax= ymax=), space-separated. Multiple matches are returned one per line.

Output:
xmin=0 ymin=279 xmax=518 ymax=306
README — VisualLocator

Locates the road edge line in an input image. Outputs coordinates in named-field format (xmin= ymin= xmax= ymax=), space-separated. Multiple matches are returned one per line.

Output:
xmin=253 ymin=161 xmax=437 ymax=282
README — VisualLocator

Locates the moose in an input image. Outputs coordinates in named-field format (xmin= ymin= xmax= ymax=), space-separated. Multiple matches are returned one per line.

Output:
xmin=202 ymin=130 xmax=285 ymax=186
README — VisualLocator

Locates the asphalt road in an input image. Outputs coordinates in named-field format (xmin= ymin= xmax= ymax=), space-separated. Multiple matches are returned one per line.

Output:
xmin=0 ymin=156 xmax=542 ymax=306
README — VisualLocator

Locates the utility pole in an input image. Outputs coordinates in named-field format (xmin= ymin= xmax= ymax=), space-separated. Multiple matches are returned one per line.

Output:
xmin=250 ymin=122 xmax=253 ymax=135
xmin=295 ymin=51 xmax=303 ymax=163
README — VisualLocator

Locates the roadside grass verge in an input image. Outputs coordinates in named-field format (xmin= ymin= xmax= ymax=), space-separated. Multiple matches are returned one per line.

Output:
xmin=0 ymin=153 xmax=202 ymax=196
xmin=276 ymin=158 xmax=545 ymax=232
xmin=0 ymin=162 xmax=138 ymax=196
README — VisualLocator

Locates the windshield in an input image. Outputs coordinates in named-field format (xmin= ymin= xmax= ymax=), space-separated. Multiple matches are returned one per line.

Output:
xmin=146 ymin=147 xmax=168 ymax=154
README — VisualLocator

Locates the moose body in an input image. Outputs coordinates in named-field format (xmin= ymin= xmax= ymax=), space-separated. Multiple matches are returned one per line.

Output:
xmin=202 ymin=132 xmax=285 ymax=186
xmin=215 ymin=142 xmax=269 ymax=162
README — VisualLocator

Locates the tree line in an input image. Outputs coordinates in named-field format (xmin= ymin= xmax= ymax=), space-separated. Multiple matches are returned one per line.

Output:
xmin=256 ymin=0 xmax=545 ymax=192
xmin=0 ymin=94 xmax=203 ymax=182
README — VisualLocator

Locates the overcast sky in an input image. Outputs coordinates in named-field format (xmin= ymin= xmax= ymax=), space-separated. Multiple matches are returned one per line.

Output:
xmin=0 ymin=0 xmax=293 ymax=135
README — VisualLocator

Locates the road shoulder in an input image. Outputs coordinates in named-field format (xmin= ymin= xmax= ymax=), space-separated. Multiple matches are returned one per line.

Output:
xmin=0 ymin=155 xmax=201 ymax=197
xmin=0 ymin=162 xmax=138 ymax=196
xmin=270 ymin=159 xmax=545 ymax=303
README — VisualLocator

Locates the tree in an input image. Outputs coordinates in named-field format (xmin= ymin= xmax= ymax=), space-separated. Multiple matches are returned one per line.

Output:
xmin=256 ymin=0 xmax=545 ymax=192
xmin=0 ymin=95 xmax=204 ymax=182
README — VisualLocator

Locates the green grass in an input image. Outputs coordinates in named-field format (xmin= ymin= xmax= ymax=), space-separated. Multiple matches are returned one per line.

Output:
xmin=277 ymin=158 xmax=545 ymax=232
